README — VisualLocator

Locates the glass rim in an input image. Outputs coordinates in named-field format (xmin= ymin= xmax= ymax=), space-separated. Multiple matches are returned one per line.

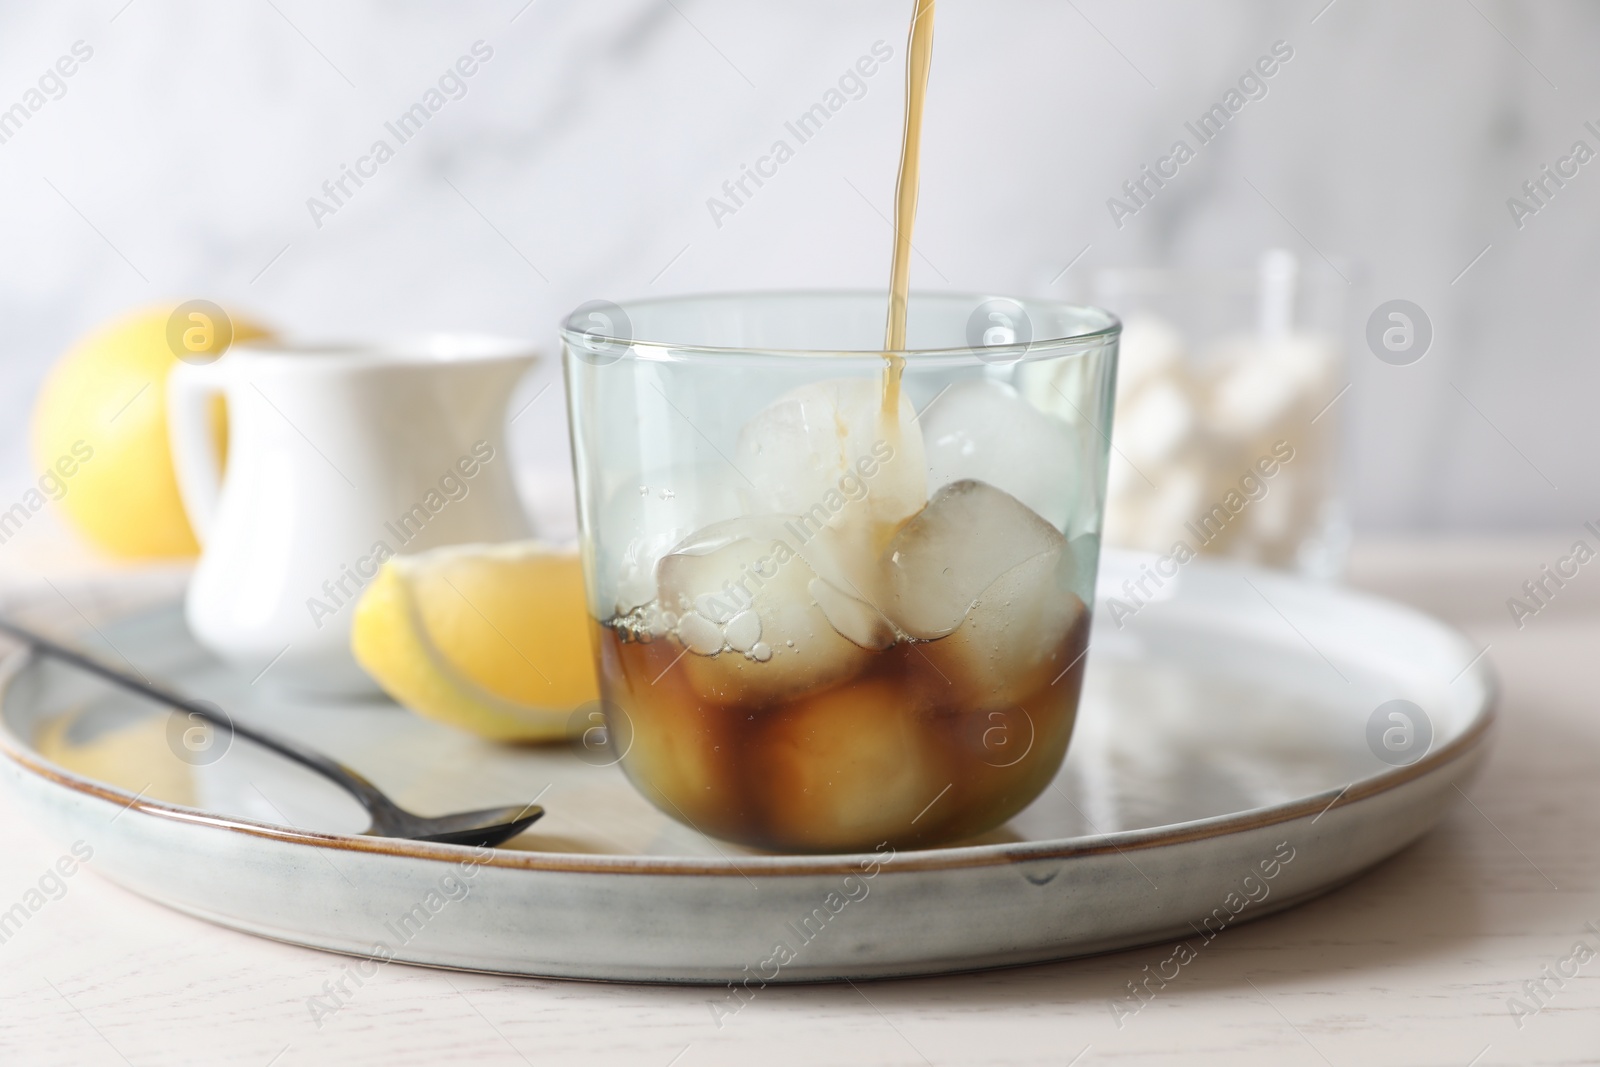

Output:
xmin=559 ymin=289 xmax=1120 ymax=366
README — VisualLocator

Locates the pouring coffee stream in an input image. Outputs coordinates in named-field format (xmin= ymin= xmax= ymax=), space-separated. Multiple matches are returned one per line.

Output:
xmin=0 ymin=618 xmax=544 ymax=848
xmin=873 ymin=0 xmax=936 ymax=560
xmin=882 ymin=0 xmax=936 ymax=363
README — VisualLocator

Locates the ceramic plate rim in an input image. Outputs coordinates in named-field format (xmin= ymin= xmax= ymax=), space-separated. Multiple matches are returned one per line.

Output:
xmin=0 ymin=575 xmax=1498 ymax=878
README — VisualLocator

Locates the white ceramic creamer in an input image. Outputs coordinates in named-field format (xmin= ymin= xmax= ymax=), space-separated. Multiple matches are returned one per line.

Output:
xmin=167 ymin=335 xmax=536 ymax=695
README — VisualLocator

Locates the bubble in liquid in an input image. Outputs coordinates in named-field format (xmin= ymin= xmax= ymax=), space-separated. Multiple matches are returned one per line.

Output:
xmin=724 ymin=610 xmax=761 ymax=653
xmin=678 ymin=612 xmax=723 ymax=655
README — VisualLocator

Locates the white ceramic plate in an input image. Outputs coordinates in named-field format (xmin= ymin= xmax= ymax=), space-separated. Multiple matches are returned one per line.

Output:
xmin=0 ymin=556 xmax=1494 ymax=983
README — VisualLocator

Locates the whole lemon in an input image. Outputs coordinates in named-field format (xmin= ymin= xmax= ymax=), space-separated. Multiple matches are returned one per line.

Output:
xmin=31 ymin=305 xmax=273 ymax=559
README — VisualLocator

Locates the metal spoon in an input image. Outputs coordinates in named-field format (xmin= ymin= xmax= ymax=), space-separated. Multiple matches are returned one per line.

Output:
xmin=0 ymin=618 xmax=544 ymax=848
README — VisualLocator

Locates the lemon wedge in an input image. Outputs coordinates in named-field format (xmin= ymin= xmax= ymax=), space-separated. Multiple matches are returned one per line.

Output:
xmin=351 ymin=541 xmax=600 ymax=742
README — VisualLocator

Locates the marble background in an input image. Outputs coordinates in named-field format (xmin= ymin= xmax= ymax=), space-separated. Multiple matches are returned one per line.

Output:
xmin=0 ymin=0 xmax=1595 ymax=540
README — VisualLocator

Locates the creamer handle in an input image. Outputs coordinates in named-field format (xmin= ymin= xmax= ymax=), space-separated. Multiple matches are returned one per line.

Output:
xmin=166 ymin=360 xmax=228 ymax=544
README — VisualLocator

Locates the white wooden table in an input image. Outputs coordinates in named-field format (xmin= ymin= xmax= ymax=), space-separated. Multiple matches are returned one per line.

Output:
xmin=0 ymin=537 xmax=1595 ymax=1066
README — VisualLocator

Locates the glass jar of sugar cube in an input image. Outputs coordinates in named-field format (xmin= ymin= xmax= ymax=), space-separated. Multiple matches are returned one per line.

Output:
xmin=1094 ymin=252 xmax=1347 ymax=577
xmin=562 ymin=293 xmax=1118 ymax=852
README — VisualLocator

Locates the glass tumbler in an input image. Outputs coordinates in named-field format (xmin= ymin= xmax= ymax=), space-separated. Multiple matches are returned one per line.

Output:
xmin=562 ymin=292 xmax=1118 ymax=853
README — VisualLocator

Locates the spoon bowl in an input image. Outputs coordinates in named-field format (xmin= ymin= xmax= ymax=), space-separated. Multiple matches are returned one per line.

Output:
xmin=371 ymin=803 xmax=547 ymax=847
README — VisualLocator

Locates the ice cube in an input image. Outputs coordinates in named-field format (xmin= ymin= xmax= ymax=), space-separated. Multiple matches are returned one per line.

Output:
xmin=922 ymin=379 xmax=1082 ymax=532
xmin=609 ymin=681 xmax=731 ymax=829
xmin=916 ymin=547 xmax=1090 ymax=714
xmin=883 ymin=479 xmax=1069 ymax=640
xmin=599 ymin=463 xmax=741 ymax=614
xmin=655 ymin=516 xmax=878 ymax=703
xmin=734 ymin=377 xmax=927 ymax=538
xmin=753 ymin=675 xmax=941 ymax=851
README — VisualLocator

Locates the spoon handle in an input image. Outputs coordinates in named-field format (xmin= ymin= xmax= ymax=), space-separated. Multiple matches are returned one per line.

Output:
xmin=0 ymin=618 xmax=405 ymax=823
